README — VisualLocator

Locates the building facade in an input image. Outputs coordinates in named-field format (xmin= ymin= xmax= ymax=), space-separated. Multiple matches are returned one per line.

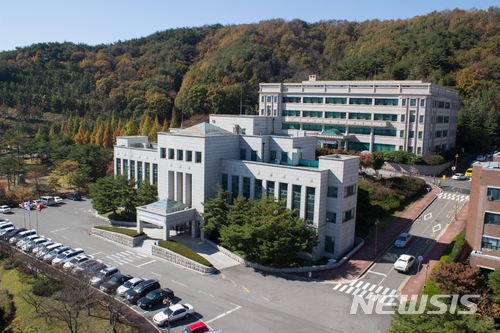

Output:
xmin=466 ymin=153 xmax=500 ymax=270
xmin=114 ymin=123 xmax=360 ymax=260
xmin=254 ymin=75 xmax=459 ymax=156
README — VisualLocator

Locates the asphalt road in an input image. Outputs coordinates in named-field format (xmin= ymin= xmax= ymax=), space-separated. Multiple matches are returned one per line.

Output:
xmin=4 ymin=199 xmax=393 ymax=333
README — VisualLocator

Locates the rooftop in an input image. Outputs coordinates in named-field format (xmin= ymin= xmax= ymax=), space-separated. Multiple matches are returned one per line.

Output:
xmin=175 ymin=123 xmax=233 ymax=137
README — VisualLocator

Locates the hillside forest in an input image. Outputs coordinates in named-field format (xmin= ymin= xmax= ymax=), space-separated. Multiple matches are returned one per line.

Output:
xmin=0 ymin=7 xmax=500 ymax=156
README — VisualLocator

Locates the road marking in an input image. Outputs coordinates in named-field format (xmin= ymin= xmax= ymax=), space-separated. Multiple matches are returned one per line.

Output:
xmin=261 ymin=296 xmax=269 ymax=301
xmin=355 ymin=281 xmax=364 ymax=288
xmin=346 ymin=287 xmax=354 ymax=294
xmin=206 ymin=305 xmax=242 ymax=324
xmin=148 ymin=271 xmax=161 ymax=277
xmin=369 ymin=285 xmax=377 ymax=292
xmin=424 ymin=213 xmax=432 ymax=220
xmin=358 ymin=290 xmax=368 ymax=297
xmin=242 ymin=286 xmax=249 ymax=293
xmin=382 ymin=253 xmax=399 ymax=262
xmin=349 ymin=280 xmax=357 ymax=286
xmin=172 ymin=280 xmax=187 ymax=287
xmin=137 ymin=260 xmax=156 ymax=267
xmin=231 ymin=280 xmax=237 ymax=287
xmin=352 ymin=289 xmax=361 ymax=296
xmin=126 ymin=263 xmax=140 ymax=268
xmin=362 ymin=282 xmax=370 ymax=289
xmin=333 ymin=284 xmax=342 ymax=290
xmin=61 ymin=236 xmax=68 ymax=239
xmin=74 ymin=241 xmax=81 ymax=245
xmin=382 ymin=288 xmax=390 ymax=295
xmin=375 ymin=286 xmax=383 ymax=293
xmin=339 ymin=285 xmax=348 ymax=292
xmin=367 ymin=271 xmax=387 ymax=277
xmin=221 ymin=273 xmax=227 ymax=280
xmin=432 ymin=224 xmax=442 ymax=233
xmin=199 ymin=291 xmax=214 ymax=297
xmin=90 ymin=252 xmax=101 ymax=256
xmin=88 ymin=247 xmax=95 ymax=250
xmin=51 ymin=227 xmax=70 ymax=233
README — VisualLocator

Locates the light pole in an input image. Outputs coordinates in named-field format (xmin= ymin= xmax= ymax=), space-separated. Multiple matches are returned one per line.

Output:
xmin=454 ymin=189 xmax=460 ymax=220
xmin=374 ymin=219 xmax=380 ymax=257
xmin=163 ymin=297 xmax=171 ymax=333
xmin=455 ymin=154 xmax=459 ymax=175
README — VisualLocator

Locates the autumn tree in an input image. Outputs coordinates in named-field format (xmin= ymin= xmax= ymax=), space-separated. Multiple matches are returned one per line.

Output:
xmin=430 ymin=262 xmax=484 ymax=296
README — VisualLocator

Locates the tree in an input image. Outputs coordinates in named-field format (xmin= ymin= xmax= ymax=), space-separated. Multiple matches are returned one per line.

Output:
xmin=58 ymin=160 xmax=78 ymax=189
xmin=359 ymin=153 xmax=372 ymax=171
xmin=26 ymin=164 xmax=48 ymax=196
xmin=42 ymin=287 xmax=86 ymax=333
xmin=134 ymin=179 xmax=158 ymax=208
xmin=371 ymin=152 xmax=385 ymax=176
xmin=170 ymin=109 xmax=180 ymax=128
xmin=0 ymin=289 xmax=16 ymax=331
xmin=201 ymin=184 xmax=230 ymax=240
xmin=90 ymin=176 xmax=120 ymax=214
xmin=124 ymin=116 xmax=139 ymax=136
xmin=430 ymin=262 xmax=483 ymax=297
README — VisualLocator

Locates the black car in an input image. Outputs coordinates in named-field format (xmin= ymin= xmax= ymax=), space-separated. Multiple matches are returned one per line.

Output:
xmin=137 ymin=288 xmax=175 ymax=310
xmin=1 ymin=227 xmax=26 ymax=240
xmin=125 ymin=279 xmax=160 ymax=304
xmin=67 ymin=192 xmax=81 ymax=201
xmin=100 ymin=274 xmax=133 ymax=294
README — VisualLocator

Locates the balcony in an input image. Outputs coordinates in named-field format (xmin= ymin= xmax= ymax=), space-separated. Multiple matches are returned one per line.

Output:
xmin=283 ymin=117 xmax=391 ymax=128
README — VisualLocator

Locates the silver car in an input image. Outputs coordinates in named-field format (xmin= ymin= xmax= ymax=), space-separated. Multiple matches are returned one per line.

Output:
xmin=43 ymin=245 xmax=71 ymax=262
xmin=117 ymin=277 xmax=145 ymax=297
xmin=90 ymin=266 xmax=120 ymax=287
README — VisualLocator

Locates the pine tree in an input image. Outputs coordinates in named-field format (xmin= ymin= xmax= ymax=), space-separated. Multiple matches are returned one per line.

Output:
xmin=170 ymin=109 xmax=180 ymax=128
xmin=161 ymin=119 xmax=169 ymax=132
xmin=125 ymin=116 xmax=139 ymax=136
xmin=141 ymin=115 xmax=152 ymax=137
xmin=48 ymin=124 xmax=56 ymax=138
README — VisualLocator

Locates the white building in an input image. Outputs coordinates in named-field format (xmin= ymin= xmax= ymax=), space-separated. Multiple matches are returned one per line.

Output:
xmin=242 ymin=75 xmax=459 ymax=156
xmin=114 ymin=122 xmax=359 ymax=260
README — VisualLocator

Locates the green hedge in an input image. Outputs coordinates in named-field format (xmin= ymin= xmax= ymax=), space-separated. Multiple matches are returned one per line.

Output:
xmin=445 ymin=229 xmax=466 ymax=264
xmin=94 ymin=226 xmax=145 ymax=237
xmin=158 ymin=240 xmax=213 ymax=267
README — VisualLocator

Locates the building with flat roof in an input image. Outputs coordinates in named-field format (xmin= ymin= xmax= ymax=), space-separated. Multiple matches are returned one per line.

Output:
xmin=466 ymin=153 xmax=500 ymax=270
xmin=247 ymin=75 xmax=459 ymax=156
xmin=114 ymin=122 xmax=360 ymax=260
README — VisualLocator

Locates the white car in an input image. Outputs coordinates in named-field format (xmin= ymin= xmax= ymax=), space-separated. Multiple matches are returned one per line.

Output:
xmin=476 ymin=155 xmax=485 ymax=161
xmin=0 ymin=205 xmax=11 ymax=213
xmin=394 ymin=254 xmax=417 ymax=273
xmin=452 ymin=173 xmax=467 ymax=180
xmin=153 ymin=303 xmax=195 ymax=326
xmin=63 ymin=254 xmax=92 ymax=271
xmin=117 ymin=277 xmax=145 ymax=297
xmin=20 ymin=202 xmax=36 ymax=210
xmin=394 ymin=233 xmax=412 ymax=248
xmin=54 ymin=196 xmax=63 ymax=204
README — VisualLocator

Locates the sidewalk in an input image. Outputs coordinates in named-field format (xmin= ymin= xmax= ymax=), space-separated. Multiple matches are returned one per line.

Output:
xmin=295 ymin=184 xmax=441 ymax=282
xmin=401 ymin=200 xmax=468 ymax=298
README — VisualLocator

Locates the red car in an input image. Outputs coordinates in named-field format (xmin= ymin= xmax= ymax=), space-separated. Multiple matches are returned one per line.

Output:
xmin=180 ymin=322 xmax=209 ymax=333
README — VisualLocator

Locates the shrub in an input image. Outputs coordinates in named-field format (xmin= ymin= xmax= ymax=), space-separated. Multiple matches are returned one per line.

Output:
xmin=370 ymin=204 xmax=385 ymax=217
xmin=424 ymin=153 xmax=445 ymax=165
xmin=94 ymin=226 xmax=145 ymax=237
xmin=0 ymin=289 xmax=15 ymax=331
xmin=32 ymin=277 xmax=63 ymax=296
xmin=158 ymin=240 xmax=213 ymax=267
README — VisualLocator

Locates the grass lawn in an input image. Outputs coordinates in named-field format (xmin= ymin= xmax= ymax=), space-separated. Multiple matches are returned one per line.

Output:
xmin=0 ymin=261 xmax=137 ymax=333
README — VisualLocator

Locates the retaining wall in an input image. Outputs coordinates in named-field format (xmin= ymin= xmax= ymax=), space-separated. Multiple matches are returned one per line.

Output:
xmin=94 ymin=212 xmax=161 ymax=228
xmin=203 ymin=237 xmax=364 ymax=274
xmin=151 ymin=245 xmax=215 ymax=274
xmin=91 ymin=227 xmax=148 ymax=247
xmin=383 ymin=161 xmax=452 ymax=176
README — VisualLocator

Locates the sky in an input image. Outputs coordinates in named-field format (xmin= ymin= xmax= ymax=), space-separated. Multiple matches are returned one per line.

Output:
xmin=0 ymin=0 xmax=497 ymax=52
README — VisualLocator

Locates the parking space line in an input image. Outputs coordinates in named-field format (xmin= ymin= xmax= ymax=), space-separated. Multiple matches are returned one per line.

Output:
xmin=149 ymin=271 xmax=161 ymax=277
xmin=172 ymin=280 xmax=187 ymax=287
xmin=51 ymin=227 xmax=69 ymax=233
xmin=61 ymin=236 xmax=68 ymax=239
xmin=137 ymin=260 xmax=156 ymax=267
xmin=90 ymin=252 xmax=101 ymax=256
xmin=242 ymin=286 xmax=249 ymax=293
xmin=199 ymin=291 xmax=214 ymax=297
xmin=261 ymin=296 xmax=269 ymax=301
xmin=205 ymin=305 xmax=242 ymax=324
xmin=87 ymin=247 xmax=95 ymax=250
xmin=74 ymin=241 xmax=81 ymax=245
xmin=367 ymin=271 xmax=387 ymax=277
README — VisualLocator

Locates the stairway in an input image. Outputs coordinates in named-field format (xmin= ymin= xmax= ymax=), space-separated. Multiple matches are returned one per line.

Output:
xmin=133 ymin=238 xmax=158 ymax=256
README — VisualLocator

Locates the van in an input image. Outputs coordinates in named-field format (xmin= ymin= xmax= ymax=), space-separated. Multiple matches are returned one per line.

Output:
xmin=40 ymin=196 xmax=55 ymax=206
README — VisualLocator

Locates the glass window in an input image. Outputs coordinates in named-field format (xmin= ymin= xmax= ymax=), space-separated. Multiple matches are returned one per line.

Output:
xmin=349 ymin=98 xmax=372 ymax=105
xmin=327 ymin=187 xmax=338 ymax=198
xmin=261 ymin=96 xmax=264 ymax=102
xmin=400 ymin=130 xmax=405 ymax=137
xmin=123 ymin=160 xmax=128 ymax=175
xmin=401 ymin=115 xmax=406 ymax=122
xmin=325 ymin=112 xmax=347 ymax=119
xmin=402 ymin=99 xmax=406 ymax=106
xmin=418 ymin=131 xmax=423 ymax=139
xmin=438 ymin=101 xmax=445 ymax=108
xmin=437 ymin=116 xmax=443 ymax=123
xmin=348 ymin=142 xmax=370 ymax=151
xmin=303 ymin=124 xmax=322 ymax=131
xmin=231 ymin=176 xmax=239 ymax=199
xmin=282 ymin=123 xmax=301 ymax=130
xmin=274 ymin=96 xmax=277 ymax=102
xmin=325 ymin=97 xmax=347 ymax=104
xmin=344 ymin=185 xmax=356 ymax=198
xmin=444 ymin=116 xmax=449 ymax=123
xmin=152 ymin=164 xmax=158 ymax=185
xmin=282 ymin=110 xmax=301 ymax=117
xmin=242 ymin=128 xmax=246 ymax=134
xmin=482 ymin=237 xmax=500 ymax=250
xmin=254 ymin=179 xmax=263 ymax=200
xmin=349 ymin=113 xmax=372 ymax=120
xmin=485 ymin=212 xmax=500 ymax=226
xmin=305 ymin=187 xmax=315 ymax=224
xmin=408 ymin=146 xmax=414 ymax=152
xmin=292 ymin=185 xmax=301 ymax=216
xmin=410 ymin=115 xmax=416 ymax=122
xmin=326 ymin=211 xmax=336 ymax=223
xmin=443 ymin=130 xmax=448 ymax=137
xmin=243 ymin=177 xmax=251 ymax=199
xmin=349 ymin=127 xmax=371 ymax=134
xmin=116 ymin=159 xmax=121 ymax=175
xmin=137 ymin=162 xmax=143 ymax=183
xmin=267 ymin=181 xmax=275 ymax=198
xmin=487 ymin=188 xmax=500 ymax=200
xmin=410 ymin=99 xmax=417 ymax=106
xmin=270 ymin=150 xmax=277 ymax=161
xmin=251 ymin=150 xmax=257 ymax=161
xmin=325 ymin=126 xmax=346 ymax=133
xmin=240 ymin=149 xmax=246 ymax=160
xmin=436 ymin=131 xmax=442 ymax=138
xmin=267 ymin=96 xmax=271 ymax=102
xmin=342 ymin=208 xmax=355 ymax=223
xmin=409 ymin=131 xmax=414 ymax=138
xmin=283 ymin=96 xmax=301 ymax=103
xmin=168 ymin=148 xmax=174 ymax=159
xmin=186 ymin=151 xmax=192 ymax=162
xmin=145 ymin=163 xmax=150 ymax=182
xmin=130 ymin=161 xmax=135 ymax=180
xmin=222 ymin=174 xmax=228 ymax=191
xmin=303 ymin=97 xmax=324 ymax=104
xmin=302 ymin=111 xmax=323 ymax=118
xmin=281 ymin=151 xmax=288 ymax=163
xmin=445 ymin=102 xmax=450 ymax=109
xmin=375 ymin=99 xmax=398 ymax=106
xmin=417 ymin=147 xmax=422 ymax=155
xmin=419 ymin=115 xmax=424 ymax=123
xmin=373 ymin=114 xmax=398 ymax=121
xmin=261 ymin=109 xmax=264 ymax=115
xmin=273 ymin=109 xmax=277 ymax=116
xmin=177 ymin=150 xmax=183 ymax=161
xmin=420 ymin=99 xmax=425 ymax=107
xmin=399 ymin=146 xmax=403 ymax=150
xmin=373 ymin=144 xmax=396 ymax=151
xmin=374 ymin=129 xmax=397 ymax=136
xmin=267 ymin=106 xmax=271 ymax=116
xmin=160 ymin=148 xmax=166 ymax=158
xmin=195 ymin=151 xmax=202 ymax=163
xmin=279 ymin=183 xmax=288 ymax=207
xmin=325 ymin=236 xmax=335 ymax=253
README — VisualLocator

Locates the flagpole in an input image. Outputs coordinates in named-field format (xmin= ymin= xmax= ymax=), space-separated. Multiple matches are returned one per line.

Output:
xmin=36 ymin=209 xmax=39 ymax=234
xmin=28 ymin=203 xmax=32 ymax=230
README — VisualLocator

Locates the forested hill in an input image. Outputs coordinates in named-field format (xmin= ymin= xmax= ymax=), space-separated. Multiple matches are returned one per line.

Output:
xmin=0 ymin=7 xmax=499 ymax=150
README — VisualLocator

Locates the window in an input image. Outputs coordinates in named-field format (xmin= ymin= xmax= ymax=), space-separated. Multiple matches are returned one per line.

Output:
xmin=400 ymin=130 xmax=405 ymax=137
xmin=438 ymin=101 xmax=445 ymax=108
xmin=442 ymin=144 xmax=446 ymax=151
xmin=401 ymin=115 xmax=405 ymax=122
xmin=444 ymin=116 xmax=449 ymax=123
xmin=240 ymin=149 xmax=246 ymax=160
xmin=419 ymin=115 xmax=424 ymax=123
xmin=145 ymin=163 xmax=150 ymax=182
xmin=373 ymin=114 xmax=398 ymax=121
xmin=254 ymin=179 xmax=263 ymax=200
xmin=279 ymin=183 xmax=288 ymax=207
xmin=168 ymin=148 xmax=174 ymax=159
xmin=267 ymin=106 xmax=271 ymax=115
xmin=327 ymin=187 xmax=338 ymax=198
xmin=399 ymin=146 xmax=403 ymax=151
xmin=222 ymin=174 xmax=228 ymax=191
xmin=445 ymin=102 xmax=450 ymax=109
xmin=417 ymin=147 xmax=422 ymax=155
xmin=349 ymin=98 xmax=372 ymax=105
xmin=282 ymin=110 xmax=301 ymax=117
xmin=342 ymin=208 xmax=355 ymax=223
xmin=436 ymin=131 xmax=442 ymax=138
xmin=281 ymin=151 xmax=288 ymax=163
xmin=485 ymin=212 xmax=500 ymax=226
xmin=303 ymin=124 xmax=323 ymax=131
xmin=177 ymin=150 xmax=183 ymax=161
xmin=243 ymin=177 xmax=251 ymax=198
xmin=195 ymin=151 xmax=202 ymax=163
xmin=302 ymin=111 xmax=323 ymax=117
xmin=410 ymin=99 xmax=417 ymax=106
xmin=348 ymin=142 xmax=370 ymax=151
xmin=408 ymin=146 xmax=414 ymax=152
xmin=402 ymin=99 xmax=406 ymax=106
xmin=374 ymin=129 xmax=397 ymax=136
xmin=231 ymin=176 xmax=239 ymax=199
xmin=160 ymin=148 xmax=166 ymax=158
xmin=443 ymin=130 xmax=448 ymax=137
xmin=251 ymin=150 xmax=257 ymax=161
xmin=325 ymin=112 xmax=347 ymax=119
xmin=326 ymin=212 xmax=336 ymax=223
xmin=152 ymin=164 xmax=158 ymax=185
xmin=267 ymin=181 xmax=275 ymax=198
xmin=270 ymin=150 xmax=277 ymax=161
xmin=487 ymin=188 xmax=500 ymax=200
xmin=261 ymin=96 xmax=264 ymax=102
xmin=409 ymin=131 xmax=414 ymax=138
xmin=375 ymin=99 xmax=398 ymax=106
xmin=305 ymin=187 xmax=315 ymax=224
xmin=303 ymin=97 xmax=323 ymax=104
xmin=349 ymin=113 xmax=372 ymax=120
xmin=116 ymin=159 xmax=121 ymax=175
xmin=325 ymin=236 xmax=335 ymax=253
xmin=186 ymin=150 xmax=192 ymax=162
xmin=325 ymin=97 xmax=347 ymax=104
xmin=292 ymin=185 xmax=301 ymax=216
xmin=130 ymin=161 xmax=135 ymax=179
xmin=482 ymin=237 xmax=500 ymax=250
xmin=267 ymin=96 xmax=271 ymax=102
xmin=437 ymin=116 xmax=443 ymax=123
xmin=273 ymin=109 xmax=277 ymax=116
xmin=349 ymin=127 xmax=371 ymax=134
xmin=420 ymin=99 xmax=425 ymax=107
xmin=325 ymin=126 xmax=346 ymax=133
xmin=261 ymin=109 xmax=264 ymax=115
xmin=137 ymin=162 xmax=143 ymax=183
xmin=274 ymin=96 xmax=277 ymax=102
xmin=418 ymin=131 xmax=423 ymax=139
xmin=373 ymin=144 xmax=396 ymax=151
xmin=282 ymin=123 xmax=301 ymax=130
xmin=344 ymin=185 xmax=356 ymax=198
xmin=242 ymin=128 xmax=246 ymax=134
xmin=123 ymin=160 xmax=128 ymax=174
xmin=283 ymin=96 xmax=301 ymax=103
xmin=410 ymin=115 xmax=416 ymax=122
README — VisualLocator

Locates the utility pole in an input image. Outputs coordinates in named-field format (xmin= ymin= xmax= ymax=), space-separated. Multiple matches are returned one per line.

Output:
xmin=374 ymin=219 xmax=379 ymax=257
xmin=455 ymin=154 xmax=459 ymax=175
xmin=240 ymin=85 xmax=243 ymax=115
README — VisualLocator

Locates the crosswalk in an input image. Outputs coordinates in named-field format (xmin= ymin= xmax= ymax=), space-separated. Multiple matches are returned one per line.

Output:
xmin=437 ymin=192 xmax=469 ymax=201
xmin=333 ymin=280 xmax=399 ymax=305
xmin=105 ymin=250 xmax=150 ymax=266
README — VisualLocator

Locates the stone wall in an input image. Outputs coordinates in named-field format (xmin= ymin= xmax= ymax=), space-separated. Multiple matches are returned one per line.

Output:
xmin=151 ymin=245 xmax=215 ymax=274
xmin=383 ymin=161 xmax=452 ymax=176
xmin=91 ymin=227 xmax=147 ymax=247
xmin=203 ymin=237 xmax=364 ymax=274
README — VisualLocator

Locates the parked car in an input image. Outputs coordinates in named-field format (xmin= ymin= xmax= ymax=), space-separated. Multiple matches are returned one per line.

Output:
xmin=452 ymin=173 xmax=467 ymax=180
xmin=40 ymin=196 xmax=55 ymax=206
xmin=100 ymin=274 xmax=133 ymax=294
xmin=0 ymin=205 xmax=11 ymax=214
xmin=35 ymin=243 xmax=62 ymax=259
xmin=117 ymin=277 xmax=145 ymax=297
xmin=52 ymin=248 xmax=84 ymax=267
xmin=72 ymin=259 xmax=100 ymax=274
xmin=43 ymin=246 xmax=71 ymax=262
xmin=54 ymin=196 xmax=64 ymax=204
xmin=90 ymin=266 xmax=120 ymax=286
xmin=137 ymin=288 xmax=175 ymax=310
xmin=32 ymin=199 xmax=47 ymax=207
xmin=125 ymin=279 xmax=161 ymax=304
xmin=394 ymin=233 xmax=412 ymax=248
xmin=0 ymin=223 xmax=14 ymax=232
xmin=67 ymin=192 xmax=81 ymax=201
xmin=180 ymin=322 xmax=210 ymax=333
xmin=17 ymin=235 xmax=41 ymax=248
xmin=63 ymin=255 xmax=92 ymax=271
xmin=19 ymin=202 xmax=36 ymax=210
xmin=22 ymin=237 xmax=50 ymax=252
xmin=32 ymin=241 xmax=55 ymax=255
xmin=1 ymin=227 xmax=25 ymax=240
xmin=465 ymin=168 xmax=473 ymax=178
xmin=394 ymin=254 xmax=417 ymax=273
xmin=476 ymin=155 xmax=485 ymax=161
xmin=9 ymin=229 xmax=36 ymax=244
xmin=83 ymin=262 xmax=107 ymax=278
xmin=153 ymin=303 xmax=194 ymax=326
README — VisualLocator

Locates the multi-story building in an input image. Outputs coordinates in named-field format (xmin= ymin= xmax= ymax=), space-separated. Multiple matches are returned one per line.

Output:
xmin=114 ymin=122 xmax=360 ymax=260
xmin=254 ymin=75 xmax=459 ymax=156
xmin=466 ymin=153 xmax=500 ymax=270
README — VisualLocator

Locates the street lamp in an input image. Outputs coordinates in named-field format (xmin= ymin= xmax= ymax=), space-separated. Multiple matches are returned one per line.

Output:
xmin=163 ymin=297 xmax=172 ymax=333
xmin=374 ymin=219 xmax=380 ymax=257
xmin=455 ymin=154 xmax=459 ymax=175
